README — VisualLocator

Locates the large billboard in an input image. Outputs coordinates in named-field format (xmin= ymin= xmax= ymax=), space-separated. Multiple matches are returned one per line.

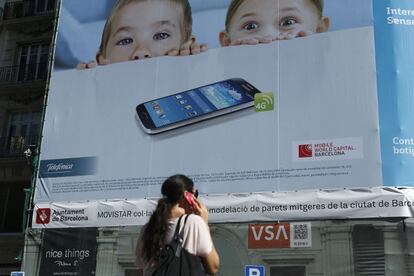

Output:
xmin=33 ymin=0 xmax=414 ymax=227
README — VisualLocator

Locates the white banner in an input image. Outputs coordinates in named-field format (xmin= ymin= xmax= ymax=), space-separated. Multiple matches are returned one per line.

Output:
xmin=35 ymin=26 xmax=381 ymax=203
xmin=32 ymin=187 xmax=414 ymax=228
xmin=34 ymin=0 xmax=383 ymax=212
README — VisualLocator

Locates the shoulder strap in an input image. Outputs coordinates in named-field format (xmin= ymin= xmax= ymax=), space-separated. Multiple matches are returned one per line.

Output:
xmin=172 ymin=215 xmax=190 ymax=257
xmin=174 ymin=215 xmax=185 ymax=237
xmin=174 ymin=214 xmax=191 ymax=240
xmin=183 ymin=214 xmax=191 ymax=225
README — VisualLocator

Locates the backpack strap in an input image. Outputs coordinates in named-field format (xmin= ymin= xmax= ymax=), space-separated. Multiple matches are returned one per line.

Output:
xmin=183 ymin=214 xmax=191 ymax=226
xmin=174 ymin=214 xmax=191 ymax=239
xmin=173 ymin=215 xmax=189 ymax=257
xmin=174 ymin=215 xmax=185 ymax=237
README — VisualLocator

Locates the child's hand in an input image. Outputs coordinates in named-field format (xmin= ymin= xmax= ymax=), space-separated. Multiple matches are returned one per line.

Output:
xmin=180 ymin=41 xmax=208 ymax=55
xmin=277 ymin=30 xmax=315 ymax=40
xmin=230 ymin=38 xmax=260 ymax=46
xmin=228 ymin=30 xmax=315 ymax=47
xmin=179 ymin=39 xmax=208 ymax=56
xmin=76 ymin=58 xmax=110 ymax=70
xmin=167 ymin=37 xmax=208 ymax=56
xmin=76 ymin=60 xmax=98 ymax=70
xmin=229 ymin=36 xmax=274 ymax=46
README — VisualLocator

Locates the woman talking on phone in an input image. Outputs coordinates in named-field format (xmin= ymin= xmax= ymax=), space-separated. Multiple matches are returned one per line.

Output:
xmin=136 ymin=174 xmax=220 ymax=275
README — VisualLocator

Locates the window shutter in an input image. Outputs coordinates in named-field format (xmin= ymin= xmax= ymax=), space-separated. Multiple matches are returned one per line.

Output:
xmin=353 ymin=225 xmax=385 ymax=276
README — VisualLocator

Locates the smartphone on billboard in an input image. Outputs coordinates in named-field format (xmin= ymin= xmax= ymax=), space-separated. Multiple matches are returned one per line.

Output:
xmin=136 ymin=78 xmax=261 ymax=134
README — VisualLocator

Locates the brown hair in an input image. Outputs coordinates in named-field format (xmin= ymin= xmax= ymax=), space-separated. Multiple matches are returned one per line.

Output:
xmin=225 ymin=0 xmax=324 ymax=31
xmin=98 ymin=0 xmax=192 ymax=57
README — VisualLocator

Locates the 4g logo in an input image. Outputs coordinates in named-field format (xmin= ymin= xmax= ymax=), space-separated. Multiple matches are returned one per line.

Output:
xmin=254 ymin=92 xmax=274 ymax=112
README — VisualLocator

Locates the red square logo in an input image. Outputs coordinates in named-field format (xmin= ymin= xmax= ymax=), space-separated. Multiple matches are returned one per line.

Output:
xmin=298 ymin=144 xmax=313 ymax=158
xmin=36 ymin=208 xmax=51 ymax=224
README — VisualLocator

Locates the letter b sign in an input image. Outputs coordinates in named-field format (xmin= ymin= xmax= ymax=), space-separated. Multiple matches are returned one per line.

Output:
xmin=245 ymin=265 xmax=265 ymax=276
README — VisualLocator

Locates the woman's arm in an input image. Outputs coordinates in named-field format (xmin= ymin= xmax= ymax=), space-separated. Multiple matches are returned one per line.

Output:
xmin=201 ymin=244 xmax=220 ymax=275
xmin=192 ymin=199 xmax=220 ymax=275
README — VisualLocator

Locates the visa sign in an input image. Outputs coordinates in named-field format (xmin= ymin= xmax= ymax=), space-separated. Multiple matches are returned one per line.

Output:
xmin=248 ymin=223 xmax=290 ymax=249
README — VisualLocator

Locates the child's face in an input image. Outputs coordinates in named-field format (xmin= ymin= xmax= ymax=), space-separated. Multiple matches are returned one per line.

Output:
xmin=221 ymin=0 xmax=329 ymax=46
xmin=100 ymin=1 xmax=184 ymax=64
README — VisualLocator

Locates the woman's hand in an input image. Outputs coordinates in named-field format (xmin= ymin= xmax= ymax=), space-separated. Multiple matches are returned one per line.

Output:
xmin=192 ymin=198 xmax=209 ymax=224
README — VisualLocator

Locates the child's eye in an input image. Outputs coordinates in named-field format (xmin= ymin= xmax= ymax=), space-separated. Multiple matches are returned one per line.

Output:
xmin=242 ymin=22 xmax=259 ymax=31
xmin=116 ymin=38 xmax=133 ymax=46
xmin=153 ymin=32 xmax=170 ymax=40
xmin=280 ymin=17 xmax=298 ymax=27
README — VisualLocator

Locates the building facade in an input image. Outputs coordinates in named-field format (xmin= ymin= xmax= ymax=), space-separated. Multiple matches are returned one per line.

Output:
xmin=1 ymin=1 xmax=414 ymax=276
xmin=0 ymin=0 xmax=55 ymax=275
xmin=21 ymin=218 xmax=414 ymax=276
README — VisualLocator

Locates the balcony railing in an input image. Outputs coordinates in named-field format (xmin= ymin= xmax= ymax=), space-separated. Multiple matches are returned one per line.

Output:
xmin=0 ymin=135 xmax=38 ymax=157
xmin=0 ymin=63 xmax=48 ymax=84
xmin=3 ymin=0 xmax=56 ymax=20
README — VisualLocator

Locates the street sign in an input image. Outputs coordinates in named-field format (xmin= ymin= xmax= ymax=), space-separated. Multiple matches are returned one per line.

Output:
xmin=245 ymin=265 xmax=265 ymax=276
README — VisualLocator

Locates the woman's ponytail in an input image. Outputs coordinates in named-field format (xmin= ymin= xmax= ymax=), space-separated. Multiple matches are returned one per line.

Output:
xmin=141 ymin=197 xmax=170 ymax=262
xmin=140 ymin=174 xmax=194 ymax=262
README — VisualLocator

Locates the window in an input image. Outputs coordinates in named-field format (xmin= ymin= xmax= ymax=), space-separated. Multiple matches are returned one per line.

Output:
xmin=270 ymin=266 xmax=306 ymax=276
xmin=17 ymin=43 xmax=49 ymax=82
xmin=353 ymin=225 xmax=385 ymax=276
xmin=25 ymin=0 xmax=56 ymax=15
xmin=34 ymin=0 xmax=56 ymax=14
xmin=0 ymin=186 xmax=10 ymax=230
xmin=2 ymin=111 xmax=41 ymax=156
xmin=3 ymin=0 xmax=55 ymax=19
xmin=125 ymin=269 xmax=142 ymax=276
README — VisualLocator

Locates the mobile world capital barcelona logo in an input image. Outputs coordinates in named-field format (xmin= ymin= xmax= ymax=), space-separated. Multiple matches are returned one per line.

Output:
xmin=298 ymin=144 xmax=313 ymax=158
xmin=254 ymin=92 xmax=274 ymax=112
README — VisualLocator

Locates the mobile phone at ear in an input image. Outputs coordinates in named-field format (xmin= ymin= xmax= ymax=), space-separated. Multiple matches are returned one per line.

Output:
xmin=184 ymin=191 xmax=196 ymax=209
xmin=136 ymin=78 xmax=261 ymax=134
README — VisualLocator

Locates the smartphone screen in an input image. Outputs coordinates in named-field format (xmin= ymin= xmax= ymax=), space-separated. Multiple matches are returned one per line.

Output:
xmin=137 ymin=78 xmax=260 ymax=134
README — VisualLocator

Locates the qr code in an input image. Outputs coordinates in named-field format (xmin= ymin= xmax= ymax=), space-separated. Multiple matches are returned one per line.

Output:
xmin=294 ymin=223 xmax=309 ymax=240
xmin=290 ymin=222 xmax=311 ymax=248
